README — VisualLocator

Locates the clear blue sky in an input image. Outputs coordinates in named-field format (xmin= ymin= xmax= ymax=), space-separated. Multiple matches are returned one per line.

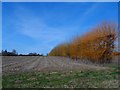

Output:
xmin=2 ymin=2 xmax=118 ymax=54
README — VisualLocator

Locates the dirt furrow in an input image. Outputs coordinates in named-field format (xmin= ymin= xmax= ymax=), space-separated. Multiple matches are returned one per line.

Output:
xmin=22 ymin=56 xmax=41 ymax=71
xmin=2 ymin=56 xmax=31 ymax=67
xmin=2 ymin=56 xmax=113 ymax=75
xmin=3 ymin=56 xmax=40 ymax=74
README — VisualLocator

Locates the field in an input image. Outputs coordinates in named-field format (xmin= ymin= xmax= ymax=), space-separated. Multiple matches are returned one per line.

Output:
xmin=2 ymin=56 xmax=120 ymax=88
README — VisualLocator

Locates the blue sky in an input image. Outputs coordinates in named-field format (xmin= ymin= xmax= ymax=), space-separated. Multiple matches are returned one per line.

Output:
xmin=2 ymin=2 xmax=118 ymax=54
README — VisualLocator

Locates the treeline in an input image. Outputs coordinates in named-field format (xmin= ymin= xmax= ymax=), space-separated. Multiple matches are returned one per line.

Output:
xmin=1 ymin=50 xmax=44 ymax=56
xmin=49 ymin=22 xmax=117 ymax=63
